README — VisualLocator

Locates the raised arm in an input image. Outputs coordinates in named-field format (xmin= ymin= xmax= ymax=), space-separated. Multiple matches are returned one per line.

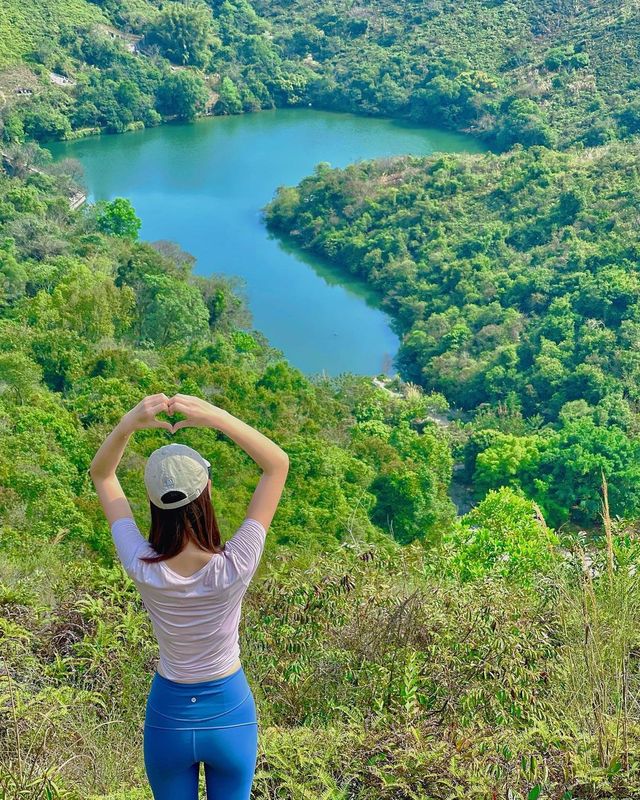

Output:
xmin=89 ymin=394 xmax=173 ymax=527
xmin=168 ymin=394 xmax=289 ymax=532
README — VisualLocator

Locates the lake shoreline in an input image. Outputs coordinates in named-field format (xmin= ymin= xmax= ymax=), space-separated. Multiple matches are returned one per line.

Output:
xmin=51 ymin=100 xmax=501 ymax=156
xmin=45 ymin=108 xmax=487 ymax=378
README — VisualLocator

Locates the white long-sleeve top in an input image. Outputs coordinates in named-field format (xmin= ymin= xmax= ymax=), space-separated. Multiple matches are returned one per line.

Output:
xmin=110 ymin=515 xmax=266 ymax=682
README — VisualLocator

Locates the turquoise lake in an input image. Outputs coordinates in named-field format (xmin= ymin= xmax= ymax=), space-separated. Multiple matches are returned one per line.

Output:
xmin=46 ymin=109 xmax=488 ymax=377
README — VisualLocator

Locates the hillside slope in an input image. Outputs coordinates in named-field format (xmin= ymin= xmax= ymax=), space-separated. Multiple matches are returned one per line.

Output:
xmin=2 ymin=0 xmax=640 ymax=148
xmin=254 ymin=0 xmax=640 ymax=147
xmin=0 ymin=0 xmax=106 ymax=67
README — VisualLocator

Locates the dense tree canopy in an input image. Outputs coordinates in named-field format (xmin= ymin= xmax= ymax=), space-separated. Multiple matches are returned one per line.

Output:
xmin=143 ymin=2 xmax=216 ymax=67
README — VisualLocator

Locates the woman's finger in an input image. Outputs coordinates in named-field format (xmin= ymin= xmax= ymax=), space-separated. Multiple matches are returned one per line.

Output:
xmin=145 ymin=394 xmax=167 ymax=407
xmin=172 ymin=420 xmax=190 ymax=431
xmin=150 ymin=398 xmax=169 ymax=409
xmin=149 ymin=401 xmax=170 ymax=416
xmin=168 ymin=400 xmax=190 ymax=415
xmin=169 ymin=394 xmax=196 ymax=407
xmin=152 ymin=420 xmax=173 ymax=432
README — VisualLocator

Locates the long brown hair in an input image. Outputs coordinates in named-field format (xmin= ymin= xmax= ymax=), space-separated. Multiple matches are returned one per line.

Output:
xmin=138 ymin=484 xmax=225 ymax=564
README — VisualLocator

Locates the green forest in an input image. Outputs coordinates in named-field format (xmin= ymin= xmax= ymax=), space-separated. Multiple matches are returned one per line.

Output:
xmin=2 ymin=0 xmax=640 ymax=798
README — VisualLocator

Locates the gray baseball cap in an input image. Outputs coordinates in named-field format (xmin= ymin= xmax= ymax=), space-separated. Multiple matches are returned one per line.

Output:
xmin=144 ymin=444 xmax=211 ymax=510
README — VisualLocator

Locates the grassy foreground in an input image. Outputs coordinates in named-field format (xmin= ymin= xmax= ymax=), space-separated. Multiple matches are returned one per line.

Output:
xmin=3 ymin=489 xmax=640 ymax=798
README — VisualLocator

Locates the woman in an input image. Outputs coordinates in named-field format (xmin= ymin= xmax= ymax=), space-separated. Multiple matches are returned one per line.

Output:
xmin=89 ymin=392 xmax=289 ymax=799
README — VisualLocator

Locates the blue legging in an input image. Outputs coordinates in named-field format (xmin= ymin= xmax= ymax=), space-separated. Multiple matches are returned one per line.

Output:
xmin=143 ymin=665 xmax=258 ymax=799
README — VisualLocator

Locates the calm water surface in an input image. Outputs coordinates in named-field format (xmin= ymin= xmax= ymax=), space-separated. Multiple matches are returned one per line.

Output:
xmin=46 ymin=109 xmax=487 ymax=377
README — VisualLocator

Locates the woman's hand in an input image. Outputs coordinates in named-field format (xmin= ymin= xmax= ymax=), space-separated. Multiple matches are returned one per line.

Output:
xmin=168 ymin=394 xmax=227 ymax=432
xmin=122 ymin=394 xmax=174 ymax=433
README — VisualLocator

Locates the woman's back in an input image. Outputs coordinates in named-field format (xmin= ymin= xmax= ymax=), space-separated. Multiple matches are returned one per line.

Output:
xmin=111 ymin=515 xmax=267 ymax=683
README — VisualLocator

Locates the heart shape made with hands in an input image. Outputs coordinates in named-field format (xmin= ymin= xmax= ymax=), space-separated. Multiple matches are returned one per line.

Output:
xmin=157 ymin=397 xmax=188 ymax=434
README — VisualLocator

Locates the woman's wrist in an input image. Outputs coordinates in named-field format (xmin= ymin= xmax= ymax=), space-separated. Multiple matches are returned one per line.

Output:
xmin=117 ymin=413 xmax=138 ymax=435
xmin=206 ymin=407 xmax=231 ymax=430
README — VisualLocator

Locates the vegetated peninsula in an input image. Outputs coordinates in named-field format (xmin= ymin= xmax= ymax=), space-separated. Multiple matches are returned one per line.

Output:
xmin=265 ymin=141 xmax=640 ymax=529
